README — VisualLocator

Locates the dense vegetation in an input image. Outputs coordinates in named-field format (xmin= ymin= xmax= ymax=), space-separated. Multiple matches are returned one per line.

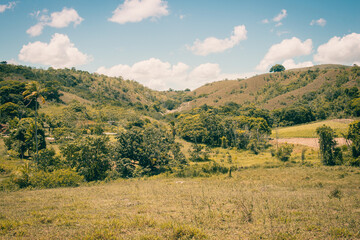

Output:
xmin=0 ymin=63 xmax=359 ymax=192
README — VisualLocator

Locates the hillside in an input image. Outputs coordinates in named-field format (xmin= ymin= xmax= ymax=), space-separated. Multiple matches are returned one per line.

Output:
xmin=0 ymin=64 xmax=189 ymax=113
xmin=176 ymin=64 xmax=360 ymax=112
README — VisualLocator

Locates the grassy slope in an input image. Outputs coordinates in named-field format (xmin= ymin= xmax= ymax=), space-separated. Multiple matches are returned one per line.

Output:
xmin=271 ymin=119 xmax=354 ymax=138
xmin=178 ymin=64 xmax=358 ymax=111
xmin=1 ymin=166 xmax=359 ymax=239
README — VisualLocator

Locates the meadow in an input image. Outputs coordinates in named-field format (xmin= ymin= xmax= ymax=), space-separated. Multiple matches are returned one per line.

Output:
xmin=1 ymin=137 xmax=360 ymax=239
xmin=0 ymin=165 xmax=359 ymax=239
xmin=271 ymin=119 xmax=353 ymax=138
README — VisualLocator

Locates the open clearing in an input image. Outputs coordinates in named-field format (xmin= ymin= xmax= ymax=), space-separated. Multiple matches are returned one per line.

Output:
xmin=272 ymin=138 xmax=349 ymax=148
xmin=1 ymin=166 xmax=360 ymax=239
xmin=271 ymin=119 xmax=354 ymax=138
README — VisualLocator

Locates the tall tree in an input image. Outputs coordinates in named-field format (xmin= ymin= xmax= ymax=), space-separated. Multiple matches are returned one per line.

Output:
xmin=23 ymin=82 xmax=46 ymax=161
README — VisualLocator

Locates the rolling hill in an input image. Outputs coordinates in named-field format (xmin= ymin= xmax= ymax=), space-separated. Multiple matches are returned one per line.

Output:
xmin=175 ymin=64 xmax=360 ymax=112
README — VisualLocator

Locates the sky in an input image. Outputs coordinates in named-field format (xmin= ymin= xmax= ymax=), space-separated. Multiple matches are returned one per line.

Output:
xmin=1 ymin=0 xmax=360 ymax=90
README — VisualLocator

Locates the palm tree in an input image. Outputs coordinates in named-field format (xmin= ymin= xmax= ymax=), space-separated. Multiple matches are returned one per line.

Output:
xmin=23 ymin=82 xmax=46 ymax=161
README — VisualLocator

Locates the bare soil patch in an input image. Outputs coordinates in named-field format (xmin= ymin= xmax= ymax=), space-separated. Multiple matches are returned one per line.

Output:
xmin=271 ymin=138 xmax=349 ymax=148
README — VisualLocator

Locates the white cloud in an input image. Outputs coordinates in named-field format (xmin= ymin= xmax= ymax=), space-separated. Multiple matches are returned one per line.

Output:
xmin=6 ymin=59 xmax=18 ymax=65
xmin=314 ymin=33 xmax=360 ymax=65
xmin=108 ymin=0 xmax=169 ymax=24
xmin=310 ymin=18 xmax=326 ymax=27
xmin=27 ymin=8 xmax=83 ymax=37
xmin=282 ymin=59 xmax=313 ymax=70
xmin=189 ymin=25 xmax=247 ymax=56
xmin=273 ymin=9 xmax=287 ymax=22
xmin=275 ymin=22 xmax=283 ymax=27
xmin=256 ymin=37 xmax=313 ymax=71
xmin=179 ymin=14 xmax=185 ymax=20
xmin=0 ymin=1 xmax=15 ymax=13
xmin=26 ymin=23 xmax=46 ymax=37
xmin=96 ymin=58 xmax=255 ymax=90
xmin=262 ymin=19 xmax=269 ymax=24
xmin=47 ymin=8 xmax=83 ymax=28
xmin=19 ymin=33 xmax=92 ymax=69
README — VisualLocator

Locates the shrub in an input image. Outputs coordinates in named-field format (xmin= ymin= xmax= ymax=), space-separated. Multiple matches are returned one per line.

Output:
xmin=29 ymin=169 xmax=83 ymax=188
xmin=274 ymin=144 xmax=294 ymax=162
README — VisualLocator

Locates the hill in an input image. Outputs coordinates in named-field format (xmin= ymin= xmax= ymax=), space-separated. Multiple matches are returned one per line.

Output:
xmin=175 ymin=64 xmax=360 ymax=114
xmin=0 ymin=63 xmax=190 ymax=113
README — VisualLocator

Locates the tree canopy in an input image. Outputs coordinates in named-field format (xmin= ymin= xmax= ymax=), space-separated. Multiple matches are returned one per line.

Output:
xmin=270 ymin=64 xmax=285 ymax=72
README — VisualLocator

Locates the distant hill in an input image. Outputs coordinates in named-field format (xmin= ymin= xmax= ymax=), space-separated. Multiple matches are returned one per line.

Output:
xmin=175 ymin=64 xmax=360 ymax=112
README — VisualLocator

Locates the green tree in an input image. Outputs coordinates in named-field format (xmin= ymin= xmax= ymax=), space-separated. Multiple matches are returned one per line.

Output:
xmin=114 ymin=124 xmax=186 ymax=177
xmin=347 ymin=120 xmax=360 ymax=159
xmin=61 ymin=136 xmax=111 ymax=181
xmin=270 ymin=64 xmax=285 ymax=72
xmin=4 ymin=118 xmax=46 ymax=158
xmin=23 ymin=82 xmax=46 ymax=161
xmin=0 ymin=102 xmax=20 ymax=123
xmin=316 ymin=125 xmax=342 ymax=166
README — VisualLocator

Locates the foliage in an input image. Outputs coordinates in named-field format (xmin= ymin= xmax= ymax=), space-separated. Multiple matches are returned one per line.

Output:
xmin=269 ymin=64 xmax=285 ymax=72
xmin=188 ymin=143 xmax=210 ymax=162
xmin=346 ymin=120 xmax=360 ymax=159
xmin=61 ymin=136 xmax=111 ymax=181
xmin=176 ymin=111 xmax=271 ymax=152
xmin=316 ymin=125 xmax=342 ymax=166
xmin=273 ymin=144 xmax=294 ymax=162
xmin=35 ymin=148 xmax=62 ymax=172
xmin=4 ymin=118 xmax=46 ymax=158
xmin=4 ymin=165 xmax=83 ymax=190
xmin=114 ymin=124 xmax=186 ymax=177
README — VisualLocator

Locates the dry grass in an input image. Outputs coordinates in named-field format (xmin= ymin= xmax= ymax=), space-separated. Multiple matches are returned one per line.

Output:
xmin=1 ymin=166 xmax=359 ymax=239
xmin=271 ymin=119 xmax=353 ymax=138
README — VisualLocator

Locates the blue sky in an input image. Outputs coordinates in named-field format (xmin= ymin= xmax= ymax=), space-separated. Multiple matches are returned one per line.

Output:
xmin=1 ymin=0 xmax=360 ymax=90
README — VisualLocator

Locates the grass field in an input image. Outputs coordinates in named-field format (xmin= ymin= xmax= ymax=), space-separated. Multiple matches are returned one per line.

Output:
xmin=1 ymin=128 xmax=359 ymax=239
xmin=271 ymin=119 xmax=354 ymax=138
xmin=0 ymin=165 xmax=359 ymax=239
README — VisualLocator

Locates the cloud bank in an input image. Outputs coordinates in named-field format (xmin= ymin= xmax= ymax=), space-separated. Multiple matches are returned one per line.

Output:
xmin=314 ymin=33 xmax=360 ymax=65
xmin=97 ymin=58 xmax=255 ymax=90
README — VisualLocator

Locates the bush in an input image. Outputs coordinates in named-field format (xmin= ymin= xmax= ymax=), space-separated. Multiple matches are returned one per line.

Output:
xmin=274 ymin=144 xmax=294 ymax=162
xmin=29 ymin=169 xmax=84 ymax=188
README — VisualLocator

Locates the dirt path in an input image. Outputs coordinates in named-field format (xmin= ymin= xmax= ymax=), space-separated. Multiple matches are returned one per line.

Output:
xmin=270 ymin=138 xmax=349 ymax=148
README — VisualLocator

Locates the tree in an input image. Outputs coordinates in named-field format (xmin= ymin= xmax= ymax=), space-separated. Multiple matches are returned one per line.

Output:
xmin=4 ymin=118 xmax=46 ymax=158
xmin=270 ymin=64 xmax=285 ymax=72
xmin=347 ymin=120 xmax=360 ymax=159
xmin=114 ymin=124 xmax=186 ymax=177
xmin=61 ymin=136 xmax=111 ymax=181
xmin=23 ymin=82 xmax=46 ymax=161
xmin=316 ymin=125 xmax=342 ymax=165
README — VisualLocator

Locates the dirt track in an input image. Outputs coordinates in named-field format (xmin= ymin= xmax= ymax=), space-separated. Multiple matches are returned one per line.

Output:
xmin=271 ymin=138 xmax=349 ymax=149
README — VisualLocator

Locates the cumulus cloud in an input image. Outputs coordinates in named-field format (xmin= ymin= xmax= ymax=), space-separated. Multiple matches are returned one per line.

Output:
xmin=0 ymin=1 xmax=15 ymax=13
xmin=256 ymin=37 xmax=313 ymax=71
xmin=109 ymin=0 xmax=169 ymax=24
xmin=314 ymin=33 xmax=360 ymax=65
xmin=262 ymin=19 xmax=269 ymax=24
xmin=189 ymin=25 xmax=247 ymax=56
xmin=310 ymin=18 xmax=326 ymax=27
xmin=273 ymin=9 xmax=287 ymax=22
xmin=19 ymin=33 xmax=92 ymax=68
xmin=27 ymin=8 xmax=83 ymax=37
xmin=282 ymin=59 xmax=313 ymax=69
xmin=97 ymin=58 xmax=255 ymax=90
